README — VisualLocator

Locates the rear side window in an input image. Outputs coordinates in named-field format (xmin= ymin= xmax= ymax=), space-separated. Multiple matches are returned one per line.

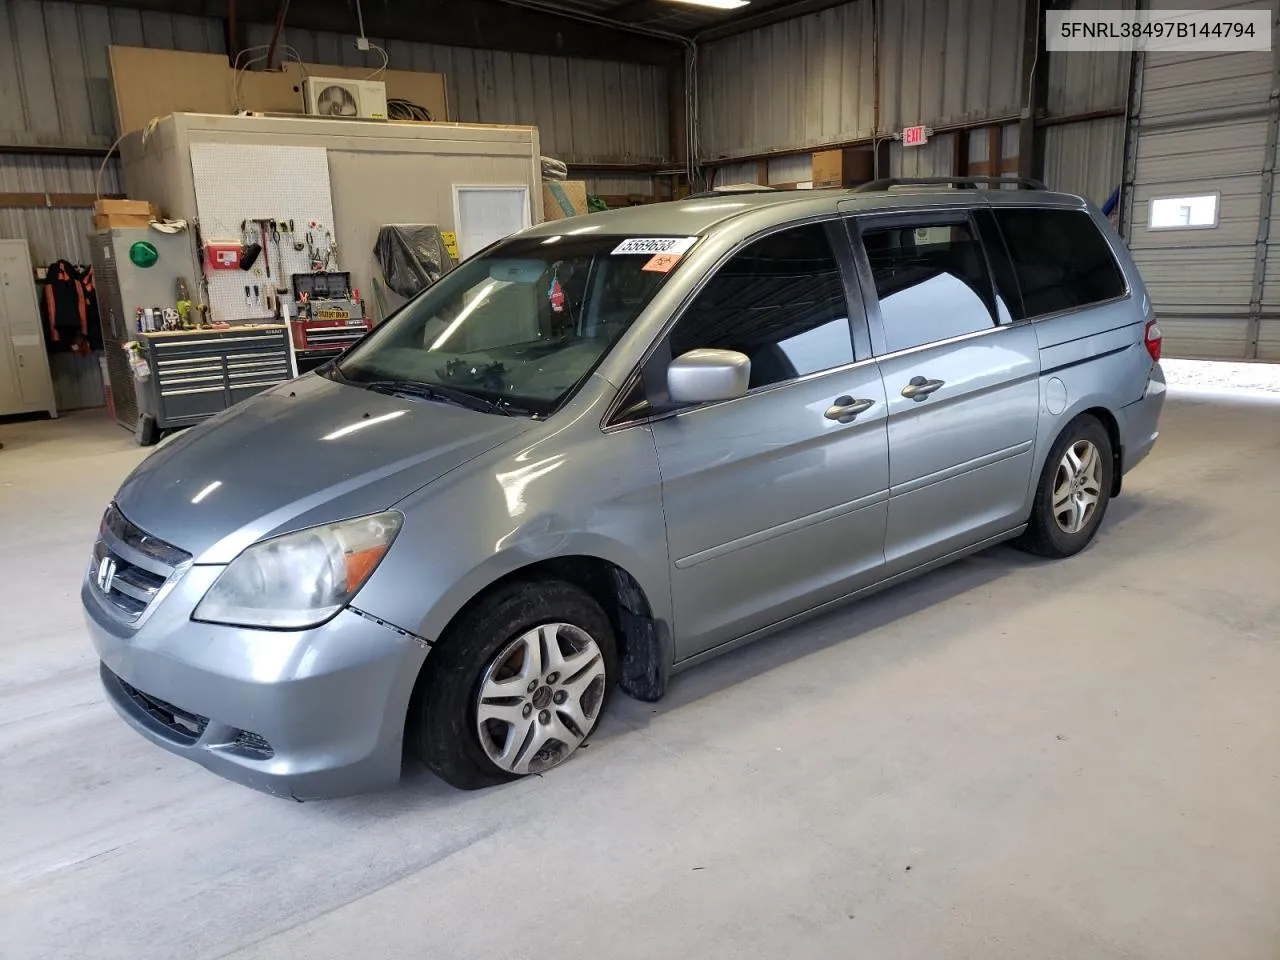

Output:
xmin=669 ymin=223 xmax=854 ymax=389
xmin=993 ymin=209 xmax=1127 ymax=318
xmin=861 ymin=218 xmax=997 ymax=354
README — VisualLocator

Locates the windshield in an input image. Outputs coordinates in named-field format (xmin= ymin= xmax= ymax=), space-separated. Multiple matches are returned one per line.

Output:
xmin=335 ymin=234 xmax=694 ymax=415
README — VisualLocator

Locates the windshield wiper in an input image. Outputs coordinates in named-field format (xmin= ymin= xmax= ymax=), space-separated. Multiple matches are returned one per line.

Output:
xmin=356 ymin=379 xmax=528 ymax=417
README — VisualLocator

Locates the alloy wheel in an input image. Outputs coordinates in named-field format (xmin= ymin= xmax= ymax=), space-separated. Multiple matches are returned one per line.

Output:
xmin=1052 ymin=438 xmax=1103 ymax=535
xmin=474 ymin=622 xmax=607 ymax=776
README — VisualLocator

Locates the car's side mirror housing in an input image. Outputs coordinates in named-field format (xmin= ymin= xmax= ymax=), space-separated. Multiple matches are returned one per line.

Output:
xmin=667 ymin=348 xmax=751 ymax=405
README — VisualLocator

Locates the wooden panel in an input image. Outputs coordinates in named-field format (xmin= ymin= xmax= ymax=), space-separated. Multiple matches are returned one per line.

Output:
xmin=108 ymin=47 xmax=229 ymax=135
xmin=0 ymin=193 xmax=125 ymax=210
xmin=109 ymin=46 xmax=450 ymax=137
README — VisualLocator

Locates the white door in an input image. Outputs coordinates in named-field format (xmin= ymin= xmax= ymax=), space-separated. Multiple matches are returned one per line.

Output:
xmin=0 ymin=240 xmax=57 ymax=416
xmin=0 ymin=327 xmax=19 ymax=414
xmin=453 ymin=186 xmax=531 ymax=260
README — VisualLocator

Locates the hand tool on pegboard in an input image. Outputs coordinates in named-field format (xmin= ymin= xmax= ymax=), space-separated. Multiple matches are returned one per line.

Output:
xmin=250 ymin=218 xmax=274 ymax=279
xmin=239 ymin=219 xmax=262 ymax=271
xmin=269 ymin=219 xmax=288 ymax=296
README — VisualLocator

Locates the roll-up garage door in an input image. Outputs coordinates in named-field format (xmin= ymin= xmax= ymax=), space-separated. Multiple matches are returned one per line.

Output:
xmin=1123 ymin=0 xmax=1280 ymax=360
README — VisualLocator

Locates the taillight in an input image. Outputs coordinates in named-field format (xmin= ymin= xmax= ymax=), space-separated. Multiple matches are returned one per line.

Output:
xmin=1144 ymin=319 xmax=1162 ymax=362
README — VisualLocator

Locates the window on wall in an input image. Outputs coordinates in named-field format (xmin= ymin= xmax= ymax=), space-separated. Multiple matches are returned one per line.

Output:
xmin=994 ymin=209 xmax=1127 ymax=319
xmin=1148 ymin=194 xmax=1219 ymax=229
xmin=669 ymin=223 xmax=854 ymax=390
xmin=861 ymin=218 xmax=998 ymax=353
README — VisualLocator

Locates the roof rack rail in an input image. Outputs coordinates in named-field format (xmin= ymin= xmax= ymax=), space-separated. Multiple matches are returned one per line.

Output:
xmin=687 ymin=185 xmax=780 ymax=199
xmin=852 ymin=176 xmax=1048 ymax=193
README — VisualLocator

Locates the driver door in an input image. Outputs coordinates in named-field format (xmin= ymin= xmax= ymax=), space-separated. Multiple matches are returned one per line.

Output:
xmin=646 ymin=221 xmax=891 ymax=660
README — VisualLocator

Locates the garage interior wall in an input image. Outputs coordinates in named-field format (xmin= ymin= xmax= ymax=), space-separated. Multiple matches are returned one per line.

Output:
xmin=696 ymin=0 xmax=1131 ymax=201
xmin=1123 ymin=0 xmax=1280 ymax=361
xmin=0 ymin=0 xmax=670 ymax=266
xmin=699 ymin=0 xmax=1024 ymax=164
xmin=9 ymin=0 xmax=1280 ymax=367
xmin=1042 ymin=0 xmax=1132 ymax=206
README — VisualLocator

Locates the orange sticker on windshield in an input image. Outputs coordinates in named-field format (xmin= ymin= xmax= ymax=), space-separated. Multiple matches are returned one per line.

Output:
xmin=642 ymin=253 xmax=682 ymax=273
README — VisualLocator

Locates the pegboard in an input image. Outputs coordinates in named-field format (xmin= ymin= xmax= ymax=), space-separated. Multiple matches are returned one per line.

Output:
xmin=190 ymin=142 xmax=338 ymax=324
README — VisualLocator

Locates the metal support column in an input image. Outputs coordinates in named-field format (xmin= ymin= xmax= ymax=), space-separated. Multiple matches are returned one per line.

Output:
xmin=1018 ymin=0 xmax=1047 ymax=182
xmin=1246 ymin=2 xmax=1280 ymax=359
xmin=1119 ymin=47 xmax=1146 ymax=240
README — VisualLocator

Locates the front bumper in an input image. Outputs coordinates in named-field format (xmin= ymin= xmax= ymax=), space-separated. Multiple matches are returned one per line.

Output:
xmin=84 ymin=569 xmax=429 ymax=800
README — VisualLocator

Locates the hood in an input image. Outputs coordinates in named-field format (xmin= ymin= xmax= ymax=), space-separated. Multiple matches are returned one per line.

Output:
xmin=113 ymin=374 xmax=529 ymax=563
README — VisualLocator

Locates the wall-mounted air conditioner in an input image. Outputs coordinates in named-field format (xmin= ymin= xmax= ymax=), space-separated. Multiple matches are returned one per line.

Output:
xmin=302 ymin=78 xmax=388 ymax=120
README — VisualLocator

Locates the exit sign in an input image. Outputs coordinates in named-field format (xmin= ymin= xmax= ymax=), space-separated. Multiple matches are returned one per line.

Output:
xmin=902 ymin=125 xmax=929 ymax=147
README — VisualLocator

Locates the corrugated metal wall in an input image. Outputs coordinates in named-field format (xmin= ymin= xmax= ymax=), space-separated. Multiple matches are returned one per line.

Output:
xmin=704 ymin=156 xmax=813 ymax=187
xmin=1043 ymin=117 xmax=1126 ymax=206
xmin=0 ymin=0 xmax=225 ymax=264
xmin=1045 ymin=0 xmax=1133 ymax=117
xmin=0 ymin=0 xmax=670 ymax=160
xmin=0 ymin=155 xmax=121 ymax=265
xmin=698 ymin=0 xmax=1025 ymax=163
xmin=1040 ymin=0 xmax=1131 ymax=205
xmin=889 ymin=133 xmax=956 ymax=177
xmin=0 ymin=0 xmax=671 ymax=267
xmin=0 ymin=0 xmax=227 ymax=150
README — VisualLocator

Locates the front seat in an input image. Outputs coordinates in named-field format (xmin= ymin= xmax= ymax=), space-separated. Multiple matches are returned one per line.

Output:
xmin=747 ymin=342 xmax=798 ymax=389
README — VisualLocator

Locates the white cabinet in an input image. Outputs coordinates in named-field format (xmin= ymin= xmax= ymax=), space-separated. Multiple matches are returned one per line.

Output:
xmin=0 ymin=240 xmax=57 ymax=418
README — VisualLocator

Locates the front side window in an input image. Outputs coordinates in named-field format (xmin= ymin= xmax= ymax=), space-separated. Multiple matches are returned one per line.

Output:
xmin=994 ymin=209 xmax=1127 ymax=319
xmin=668 ymin=223 xmax=854 ymax=390
xmin=861 ymin=218 xmax=997 ymax=354
xmin=335 ymin=235 xmax=685 ymax=415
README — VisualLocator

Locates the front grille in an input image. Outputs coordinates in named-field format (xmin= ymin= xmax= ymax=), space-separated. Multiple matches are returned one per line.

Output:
xmin=90 ymin=504 xmax=191 ymax=621
xmin=117 ymin=676 xmax=209 ymax=744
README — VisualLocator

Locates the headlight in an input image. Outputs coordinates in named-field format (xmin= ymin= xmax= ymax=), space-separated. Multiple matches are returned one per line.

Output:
xmin=193 ymin=511 xmax=402 ymax=629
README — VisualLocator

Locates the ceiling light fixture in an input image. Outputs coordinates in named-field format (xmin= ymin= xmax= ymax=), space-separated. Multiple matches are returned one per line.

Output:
xmin=669 ymin=0 xmax=750 ymax=9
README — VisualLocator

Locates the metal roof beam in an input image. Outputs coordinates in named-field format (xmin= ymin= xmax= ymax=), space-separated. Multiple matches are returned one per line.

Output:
xmin=81 ymin=0 xmax=685 ymax=65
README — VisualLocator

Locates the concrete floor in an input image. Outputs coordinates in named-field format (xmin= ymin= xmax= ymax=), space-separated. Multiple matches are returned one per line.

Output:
xmin=2 ymin=390 xmax=1278 ymax=960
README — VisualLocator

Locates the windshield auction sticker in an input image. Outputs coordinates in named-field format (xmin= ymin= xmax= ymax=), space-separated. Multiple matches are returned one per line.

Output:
xmin=612 ymin=237 xmax=698 ymax=256
xmin=642 ymin=253 xmax=684 ymax=273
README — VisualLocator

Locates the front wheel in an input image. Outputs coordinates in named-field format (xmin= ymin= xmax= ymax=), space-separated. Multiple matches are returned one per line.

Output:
xmin=1016 ymin=415 xmax=1113 ymax=559
xmin=411 ymin=580 xmax=616 ymax=790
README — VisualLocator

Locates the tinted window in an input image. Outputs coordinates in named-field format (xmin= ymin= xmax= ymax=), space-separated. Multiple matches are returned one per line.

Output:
xmin=862 ymin=218 xmax=997 ymax=353
xmin=669 ymin=224 xmax=854 ymax=389
xmin=994 ymin=209 xmax=1127 ymax=318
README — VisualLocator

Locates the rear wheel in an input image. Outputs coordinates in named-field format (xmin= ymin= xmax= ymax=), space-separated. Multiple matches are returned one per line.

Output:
xmin=411 ymin=580 xmax=616 ymax=790
xmin=1017 ymin=415 xmax=1113 ymax=559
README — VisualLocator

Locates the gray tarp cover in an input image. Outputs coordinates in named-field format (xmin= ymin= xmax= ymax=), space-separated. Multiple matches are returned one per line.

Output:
xmin=374 ymin=224 xmax=453 ymax=298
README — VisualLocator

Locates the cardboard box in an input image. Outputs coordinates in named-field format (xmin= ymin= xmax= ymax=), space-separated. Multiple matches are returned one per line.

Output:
xmin=542 ymin=181 xmax=589 ymax=221
xmin=810 ymin=147 xmax=874 ymax=188
xmin=93 ymin=199 xmax=160 ymax=229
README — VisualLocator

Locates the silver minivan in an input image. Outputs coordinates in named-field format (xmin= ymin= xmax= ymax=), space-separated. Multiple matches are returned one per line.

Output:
xmin=83 ymin=180 xmax=1166 ymax=798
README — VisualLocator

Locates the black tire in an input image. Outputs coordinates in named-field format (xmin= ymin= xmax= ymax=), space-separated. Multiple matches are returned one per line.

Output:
xmin=1016 ymin=414 xmax=1114 ymax=559
xmin=410 ymin=579 xmax=617 ymax=790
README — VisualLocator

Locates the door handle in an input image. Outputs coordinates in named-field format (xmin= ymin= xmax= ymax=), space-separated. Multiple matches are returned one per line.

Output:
xmin=824 ymin=395 xmax=875 ymax=423
xmin=901 ymin=376 xmax=944 ymax=401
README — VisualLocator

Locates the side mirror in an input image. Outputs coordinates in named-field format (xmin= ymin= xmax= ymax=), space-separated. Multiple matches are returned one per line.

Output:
xmin=667 ymin=348 xmax=751 ymax=405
